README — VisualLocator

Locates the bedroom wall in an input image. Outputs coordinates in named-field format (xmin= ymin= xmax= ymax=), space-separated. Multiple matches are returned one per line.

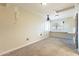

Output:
xmin=0 ymin=5 xmax=49 ymax=54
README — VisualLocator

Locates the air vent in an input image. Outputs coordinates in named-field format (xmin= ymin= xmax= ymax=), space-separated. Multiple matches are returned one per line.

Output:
xmin=26 ymin=38 xmax=29 ymax=41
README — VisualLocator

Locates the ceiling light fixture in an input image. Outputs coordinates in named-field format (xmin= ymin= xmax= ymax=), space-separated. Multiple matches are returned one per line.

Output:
xmin=41 ymin=1 xmax=47 ymax=6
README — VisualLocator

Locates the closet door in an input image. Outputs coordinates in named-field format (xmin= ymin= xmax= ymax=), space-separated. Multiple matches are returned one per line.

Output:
xmin=75 ymin=13 xmax=78 ymax=49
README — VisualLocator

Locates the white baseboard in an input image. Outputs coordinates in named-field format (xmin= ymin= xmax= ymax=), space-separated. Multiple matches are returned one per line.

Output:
xmin=0 ymin=38 xmax=43 ymax=56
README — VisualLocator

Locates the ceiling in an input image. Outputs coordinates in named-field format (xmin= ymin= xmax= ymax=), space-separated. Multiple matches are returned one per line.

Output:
xmin=12 ymin=3 xmax=74 ymax=12
xmin=5 ymin=3 xmax=76 ymax=20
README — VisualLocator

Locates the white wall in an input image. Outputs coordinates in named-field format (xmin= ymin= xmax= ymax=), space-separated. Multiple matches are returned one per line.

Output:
xmin=64 ymin=17 xmax=75 ymax=33
xmin=0 ymin=5 xmax=49 ymax=54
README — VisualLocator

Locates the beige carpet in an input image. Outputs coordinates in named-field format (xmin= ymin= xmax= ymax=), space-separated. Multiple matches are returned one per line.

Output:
xmin=3 ymin=37 xmax=78 ymax=56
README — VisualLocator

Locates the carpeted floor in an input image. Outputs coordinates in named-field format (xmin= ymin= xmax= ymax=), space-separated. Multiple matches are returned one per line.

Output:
xmin=3 ymin=35 xmax=78 ymax=56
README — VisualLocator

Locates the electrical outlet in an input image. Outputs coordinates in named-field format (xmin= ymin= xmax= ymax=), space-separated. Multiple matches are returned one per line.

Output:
xmin=26 ymin=38 xmax=29 ymax=41
xmin=40 ymin=33 xmax=42 ymax=36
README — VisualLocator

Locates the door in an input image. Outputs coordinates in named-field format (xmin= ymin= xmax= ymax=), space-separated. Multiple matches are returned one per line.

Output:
xmin=75 ymin=13 xmax=78 ymax=49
